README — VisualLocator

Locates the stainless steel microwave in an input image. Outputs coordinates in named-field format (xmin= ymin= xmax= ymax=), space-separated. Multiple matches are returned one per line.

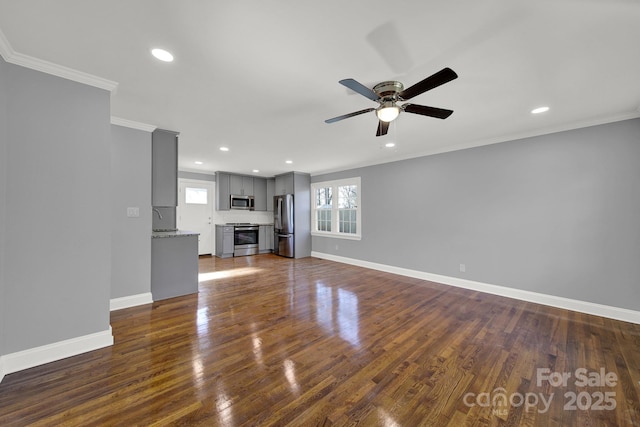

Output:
xmin=230 ymin=194 xmax=255 ymax=210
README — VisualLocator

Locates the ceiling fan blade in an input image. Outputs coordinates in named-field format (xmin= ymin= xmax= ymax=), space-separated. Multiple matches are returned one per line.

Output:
xmin=339 ymin=79 xmax=379 ymax=101
xmin=376 ymin=120 xmax=389 ymax=136
xmin=402 ymin=104 xmax=454 ymax=119
xmin=325 ymin=108 xmax=375 ymax=124
xmin=398 ymin=67 xmax=458 ymax=100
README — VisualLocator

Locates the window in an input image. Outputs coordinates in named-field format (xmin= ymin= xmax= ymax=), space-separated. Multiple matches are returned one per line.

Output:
xmin=185 ymin=187 xmax=208 ymax=205
xmin=311 ymin=177 xmax=361 ymax=240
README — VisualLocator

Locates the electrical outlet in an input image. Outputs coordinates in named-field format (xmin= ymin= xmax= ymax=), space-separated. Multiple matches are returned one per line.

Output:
xmin=459 ymin=264 xmax=466 ymax=273
xmin=127 ymin=207 xmax=140 ymax=217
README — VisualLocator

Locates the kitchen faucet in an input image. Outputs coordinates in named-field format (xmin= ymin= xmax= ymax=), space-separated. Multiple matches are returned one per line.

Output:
xmin=153 ymin=208 xmax=163 ymax=219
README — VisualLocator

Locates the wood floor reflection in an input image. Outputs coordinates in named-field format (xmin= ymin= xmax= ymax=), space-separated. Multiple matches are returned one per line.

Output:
xmin=1 ymin=254 xmax=639 ymax=426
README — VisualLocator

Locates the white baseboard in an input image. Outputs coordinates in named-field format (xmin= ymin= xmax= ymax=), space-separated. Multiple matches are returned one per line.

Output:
xmin=0 ymin=327 xmax=113 ymax=382
xmin=110 ymin=292 xmax=153 ymax=311
xmin=311 ymin=252 xmax=640 ymax=325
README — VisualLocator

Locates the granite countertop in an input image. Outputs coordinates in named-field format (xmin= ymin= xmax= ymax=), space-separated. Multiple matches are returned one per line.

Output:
xmin=152 ymin=229 xmax=200 ymax=238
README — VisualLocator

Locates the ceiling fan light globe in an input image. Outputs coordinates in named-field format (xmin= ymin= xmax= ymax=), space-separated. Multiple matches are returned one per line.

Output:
xmin=376 ymin=105 xmax=400 ymax=122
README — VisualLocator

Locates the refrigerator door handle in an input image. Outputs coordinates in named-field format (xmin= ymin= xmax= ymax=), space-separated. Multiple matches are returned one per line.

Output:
xmin=275 ymin=197 xmax=282 ymax=230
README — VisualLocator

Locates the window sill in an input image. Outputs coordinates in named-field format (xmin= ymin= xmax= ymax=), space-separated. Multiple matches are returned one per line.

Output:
xmin=311 ymin=232 xmax=361 ymax=241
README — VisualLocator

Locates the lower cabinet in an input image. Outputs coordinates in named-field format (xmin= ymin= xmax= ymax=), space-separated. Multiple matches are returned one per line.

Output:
xmin=151 ymin=234 xmax=199 ymax=301
xmin=215 ymin=225 xmax=234 ymax=258
xmin=259 ymin=225 xmax=274 ymax=253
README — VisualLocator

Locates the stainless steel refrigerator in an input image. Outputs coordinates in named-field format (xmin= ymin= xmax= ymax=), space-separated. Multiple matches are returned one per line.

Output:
xmin=273 ymin=194 xmax=294 ymax=257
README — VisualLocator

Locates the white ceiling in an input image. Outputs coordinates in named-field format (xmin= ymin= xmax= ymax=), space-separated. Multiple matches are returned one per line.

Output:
xmin=1 ymin=0 xmax=639 ymax=177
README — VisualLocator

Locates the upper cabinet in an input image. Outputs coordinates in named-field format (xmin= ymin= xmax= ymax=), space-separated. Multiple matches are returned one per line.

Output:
xmin=152 ymin=129 xmax=179 ymax=207
xmin=215 ymin=172 xmax=231 ymax=210
xmin=274 ymin=173 xmax=294 ymax=195
xmin=216 ymin=172 xmax=269 ymax=211
xmin=216 ymin=172 xmax=292 ymax=212
xmin=266 ymin=178 xmax=275 ymax=212
xmin=230 ymin=175 xmax=254 ymax=196
xmin=253 ymin=178 xmax=268 ymax=211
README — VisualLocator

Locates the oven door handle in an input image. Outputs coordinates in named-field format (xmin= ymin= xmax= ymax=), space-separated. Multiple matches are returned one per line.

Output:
xmin=235 ymin=227 xmax=258 ymax=231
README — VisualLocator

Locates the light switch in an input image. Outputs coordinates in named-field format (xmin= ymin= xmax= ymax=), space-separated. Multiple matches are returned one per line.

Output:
xmin=127 ymin=207 xmax=140 ymax=217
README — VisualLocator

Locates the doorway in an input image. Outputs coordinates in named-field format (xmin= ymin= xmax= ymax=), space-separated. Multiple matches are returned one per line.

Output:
xmin=177 ymin=179 xmax=214 ymax=255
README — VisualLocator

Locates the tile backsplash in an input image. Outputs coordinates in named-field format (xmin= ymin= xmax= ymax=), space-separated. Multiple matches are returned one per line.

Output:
xmin=214 ymin=210 xmax=274 ymax=225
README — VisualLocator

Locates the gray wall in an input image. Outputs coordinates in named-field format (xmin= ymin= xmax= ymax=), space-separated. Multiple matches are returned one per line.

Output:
xmin=0 ymin=57 xmax=8 ymax=360
xmin=293 ymin=172 xmax=312 ymax=258
xmin=312 ymin=118 xmax=640 ymax=312
xmin=2 ymin=59 xmax=112 ymax=353
xmin=178 ymin=171 xmax=215 ymax=182
xmin=111 ymin=125 xmax=152 ymax=299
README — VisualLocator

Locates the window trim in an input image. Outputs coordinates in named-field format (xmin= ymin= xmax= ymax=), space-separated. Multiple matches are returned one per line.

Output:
xmin=311 ymin=177 xmax=361 ymax=240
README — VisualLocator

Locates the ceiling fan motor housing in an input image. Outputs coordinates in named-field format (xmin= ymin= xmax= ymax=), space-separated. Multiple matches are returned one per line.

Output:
xmin=373 ymin=81 xmax=404 ymax=102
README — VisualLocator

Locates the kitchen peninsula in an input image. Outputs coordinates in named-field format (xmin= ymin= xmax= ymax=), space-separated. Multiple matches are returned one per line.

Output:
xmin=150 ymin=129 xmax=199 ymax=301
xmin=151 ymin=230 xmax=199 ymax=301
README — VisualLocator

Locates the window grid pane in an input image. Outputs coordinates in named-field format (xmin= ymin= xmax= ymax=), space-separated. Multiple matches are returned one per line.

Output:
xmin=315 ymin=187 xmax=332 ymax=208
xmin=338 ymin=185 xmax=357 ymax=234
xmin=185 ymin=187 xmax=207 ymax=204
xmin=339 ymin=208 xmax=356 ymax=234
xmin=338 ymin=185 xmax=357 ymax=208
xmin=317 ymin=209 xmax=332 ymax=232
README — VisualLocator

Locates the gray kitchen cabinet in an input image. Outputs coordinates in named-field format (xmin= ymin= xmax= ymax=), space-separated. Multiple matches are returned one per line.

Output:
xmin=258 ymin=226 xmax=267 ymax=252
xmin=152 ymin=129 xmax=179 ymax=207
xmin=215 ymin=225 xmax=234 ymax=258
xmin=253 ymin=178 xmax=267 ymax=211
xmin=266 ymin=178 xmax=275 ymax=212
xmin=267 ymin=225 xmax=274 ymax=250
xmin=275 ymin=173 xmax=294 ymax=196
xmin=215 ymin=172 xmax=231 ymax=210
xmin=151 ymin=233 xmax=198 ymax=301
xmin=259 ymin=224 xmax=274 ymax=253
xmin=230 ymin=175 xmax=254 ymax=196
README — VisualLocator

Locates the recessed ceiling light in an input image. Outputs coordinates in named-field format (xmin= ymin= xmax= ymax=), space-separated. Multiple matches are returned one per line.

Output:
xmin=194 ymin=161 xmax=203 ymax=165
xmin=285 ymin=160 xmax=293 ymax=164
xmin=531 ymin=106 xmax=549 ymax=114
xmin=151 ymin=48 xmax=174 ymax=62
xmin=219 ymin=147 xmax=229 ymax=152
xmin=385 ymin=142 xmax=396 ymax=148
xmin=252 ymin=169 xmax=260 ymax=173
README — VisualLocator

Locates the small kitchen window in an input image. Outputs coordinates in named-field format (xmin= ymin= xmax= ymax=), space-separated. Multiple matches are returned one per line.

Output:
xmin=311 ymin=177 xmax=361 ymax=240
xmin=185 ymin=187 xmax=208 ymax=205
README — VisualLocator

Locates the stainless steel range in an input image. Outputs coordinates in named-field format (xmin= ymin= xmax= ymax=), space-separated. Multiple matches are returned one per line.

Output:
xmin=227 ymin=223 xmax=259 ymax=256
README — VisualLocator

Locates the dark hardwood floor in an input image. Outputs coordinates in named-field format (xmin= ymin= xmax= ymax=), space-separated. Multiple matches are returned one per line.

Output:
xmin=1 ymin=254 xmax=639 ymax=426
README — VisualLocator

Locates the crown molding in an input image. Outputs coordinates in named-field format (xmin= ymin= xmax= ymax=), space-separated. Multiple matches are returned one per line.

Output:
xmin=438 ymin=110 xmax=640 ymax=155
xmin=0 ymin=25 xmax=12 ymax=59
xmin=0 ymin=26 xmax=117 ymax=92
xmin=111 ymin=116 xmax=157 ymax=132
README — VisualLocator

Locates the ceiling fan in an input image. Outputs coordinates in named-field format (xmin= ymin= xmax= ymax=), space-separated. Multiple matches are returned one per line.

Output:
xmin=325 ymin=67 xmax=458 ymax=136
